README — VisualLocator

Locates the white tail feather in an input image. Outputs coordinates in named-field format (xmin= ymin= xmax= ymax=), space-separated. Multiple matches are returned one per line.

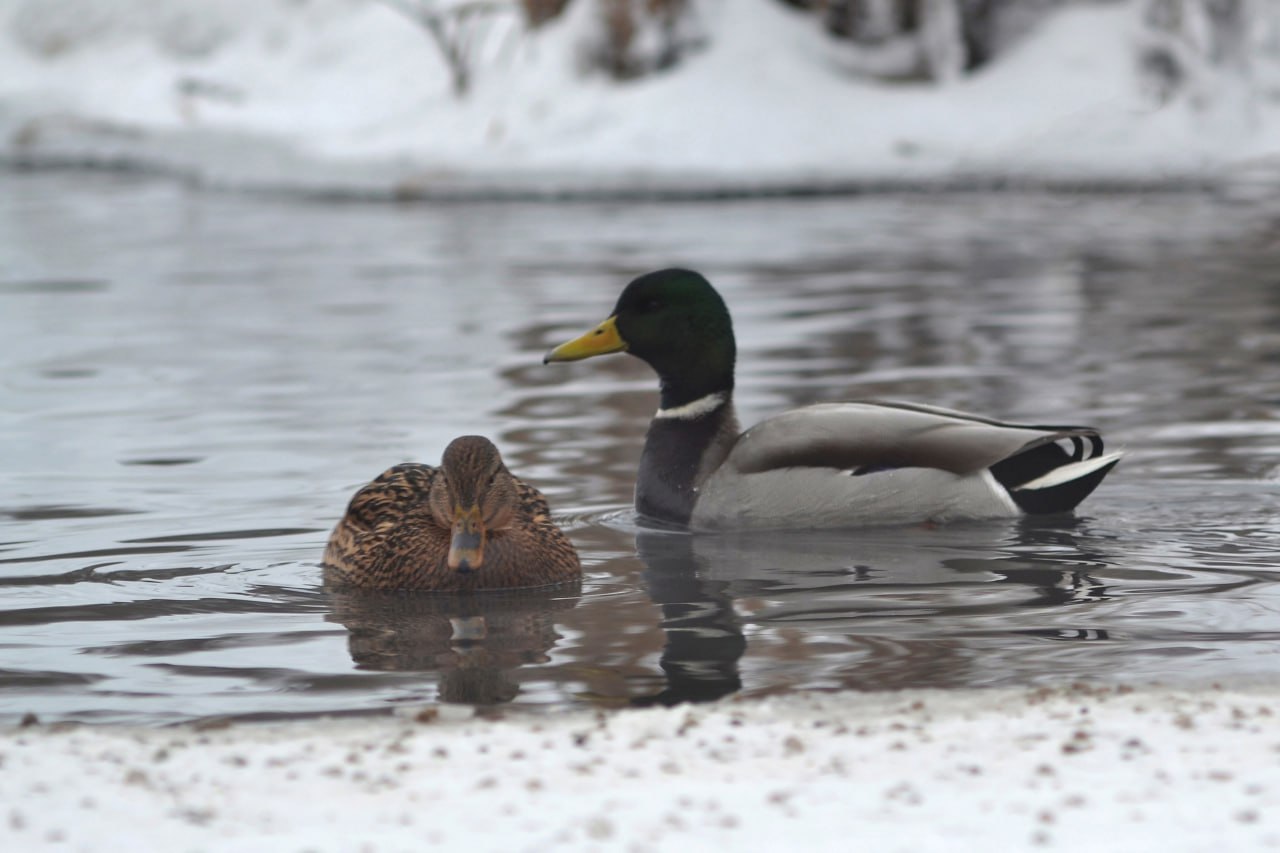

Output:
xmin=1016 ymin=452 xmax=1124 ymax=492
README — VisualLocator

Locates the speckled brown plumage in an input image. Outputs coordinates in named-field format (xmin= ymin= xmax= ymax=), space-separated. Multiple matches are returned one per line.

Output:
xmin=323 ymin=436 xmax=581 ymax=592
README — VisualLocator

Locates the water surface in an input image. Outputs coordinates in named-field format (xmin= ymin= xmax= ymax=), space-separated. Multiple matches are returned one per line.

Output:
xmin=2 ymin=172 xmax=1279 ymax=724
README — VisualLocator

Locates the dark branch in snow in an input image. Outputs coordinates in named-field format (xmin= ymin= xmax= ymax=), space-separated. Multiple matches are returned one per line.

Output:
xmin=583 ymin=0 xmax=707 ymax=80
xmin=1137 ymin=0 xmax=1266 ymax=108
xmin=380 ymin=0 xmax=520 ymax=97
xmin=796 ymin=0 xmax=1065 ymax=83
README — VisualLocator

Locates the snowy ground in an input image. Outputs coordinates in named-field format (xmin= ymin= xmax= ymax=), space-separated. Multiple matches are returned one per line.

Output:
xmin=2 ymin=0 xmax=1279 ymax=197
xmin=3 ymin=683 xmax=1278 ymax=851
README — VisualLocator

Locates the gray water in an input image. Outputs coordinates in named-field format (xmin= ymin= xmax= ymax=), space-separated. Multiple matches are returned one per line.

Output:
xmin=2 ymin=171 xmax=1279 ymax=724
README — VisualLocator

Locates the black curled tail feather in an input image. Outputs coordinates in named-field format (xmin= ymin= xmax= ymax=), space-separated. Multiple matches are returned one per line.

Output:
xmin=989 ymin=430 xmax=1119 ymax=515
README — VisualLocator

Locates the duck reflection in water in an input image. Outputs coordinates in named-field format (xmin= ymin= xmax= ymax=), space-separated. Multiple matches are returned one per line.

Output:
xmin=625 ymin=518 xmax=1115 ymax=705
xmin=326 ymin=583 xmax=581 ymax=705
xmin=630 ymin=530 xmax=746 ymax=707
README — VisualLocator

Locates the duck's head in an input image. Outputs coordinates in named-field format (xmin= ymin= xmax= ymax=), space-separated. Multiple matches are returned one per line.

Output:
xmin=543 ymin=268 xmax=736 ymax=404
xmin=429 ymin=436 xmax=518 ymax=574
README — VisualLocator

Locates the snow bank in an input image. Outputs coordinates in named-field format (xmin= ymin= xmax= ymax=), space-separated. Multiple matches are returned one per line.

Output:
xmin=3 ymin=683 xmax=1278 ymax=850
xmin=2 ymin=0 xmax=1279 ymax=198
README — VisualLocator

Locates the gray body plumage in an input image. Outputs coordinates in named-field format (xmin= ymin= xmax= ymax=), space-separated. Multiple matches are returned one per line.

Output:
xmin=642 ymin=398 xmax=1120 ymax=530
xmin=693 ymin=463 xmax=1016 ymax=528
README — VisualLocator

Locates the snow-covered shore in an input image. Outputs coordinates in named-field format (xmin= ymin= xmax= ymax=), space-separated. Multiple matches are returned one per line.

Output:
xmin=3 ymin=683 xmax=1278 ymax=851
xmin=3 ymin=0 xmax=1279 ymax=198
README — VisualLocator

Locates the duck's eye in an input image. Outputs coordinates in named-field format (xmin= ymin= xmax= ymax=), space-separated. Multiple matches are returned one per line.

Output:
xmin=639 ymin=297 xmax=663 ymax=313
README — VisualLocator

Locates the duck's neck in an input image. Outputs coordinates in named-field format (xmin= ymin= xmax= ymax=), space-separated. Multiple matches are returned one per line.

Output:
xmin=636 ymin=389 xmax=740 ymax=528
xmin=658 ymin=369 xmax=732 ymax=414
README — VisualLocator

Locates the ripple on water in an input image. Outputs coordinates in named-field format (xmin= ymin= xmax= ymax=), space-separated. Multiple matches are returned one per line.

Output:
xmin=2 ymin=176 xmax=1280 ymax=722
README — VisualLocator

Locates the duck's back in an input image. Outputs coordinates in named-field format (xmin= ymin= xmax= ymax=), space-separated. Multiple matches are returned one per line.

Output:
xmin=323 ymin=463 xmax=446 ymax=588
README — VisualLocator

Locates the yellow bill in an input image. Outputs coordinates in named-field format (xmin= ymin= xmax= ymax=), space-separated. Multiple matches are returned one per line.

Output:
xmin=543 ymin=315 xmax=627 ymax=363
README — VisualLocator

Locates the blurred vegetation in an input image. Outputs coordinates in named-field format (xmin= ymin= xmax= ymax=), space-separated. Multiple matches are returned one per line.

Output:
xmin=1137 ymin=0 xmax=1280 ymax=107
xmin=562 ymin=0 xmax=1078 ymax=83
xmin=581 ymin=0 xmax=703 ymax=79
xmin=368 ymin=0 xmax=1280 ymax=98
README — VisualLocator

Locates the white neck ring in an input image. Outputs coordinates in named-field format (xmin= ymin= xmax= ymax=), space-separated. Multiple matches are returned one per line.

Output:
xmin=655 ymin=392 xmax=727 ymax=421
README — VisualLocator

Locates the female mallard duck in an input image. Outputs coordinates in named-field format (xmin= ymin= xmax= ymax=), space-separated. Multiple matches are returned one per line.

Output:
xmin=544 ymin=268 xmax=1121 ymax=529
xmin=324 ymin=436 xmax=581 ymax=591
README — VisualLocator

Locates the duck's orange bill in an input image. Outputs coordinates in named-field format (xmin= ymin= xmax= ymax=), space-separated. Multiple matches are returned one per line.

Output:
xmin=543 ymin=315 xmax=627 ymax=363
xmin=448 ymin=505 xmax=486 ymax=571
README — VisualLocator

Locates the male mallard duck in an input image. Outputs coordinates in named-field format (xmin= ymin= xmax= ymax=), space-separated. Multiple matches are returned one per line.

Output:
xmin=544 ymin=269 xmax=1121 ymax=529
xmin=324 ymin=436 xmax=581 ymax=591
